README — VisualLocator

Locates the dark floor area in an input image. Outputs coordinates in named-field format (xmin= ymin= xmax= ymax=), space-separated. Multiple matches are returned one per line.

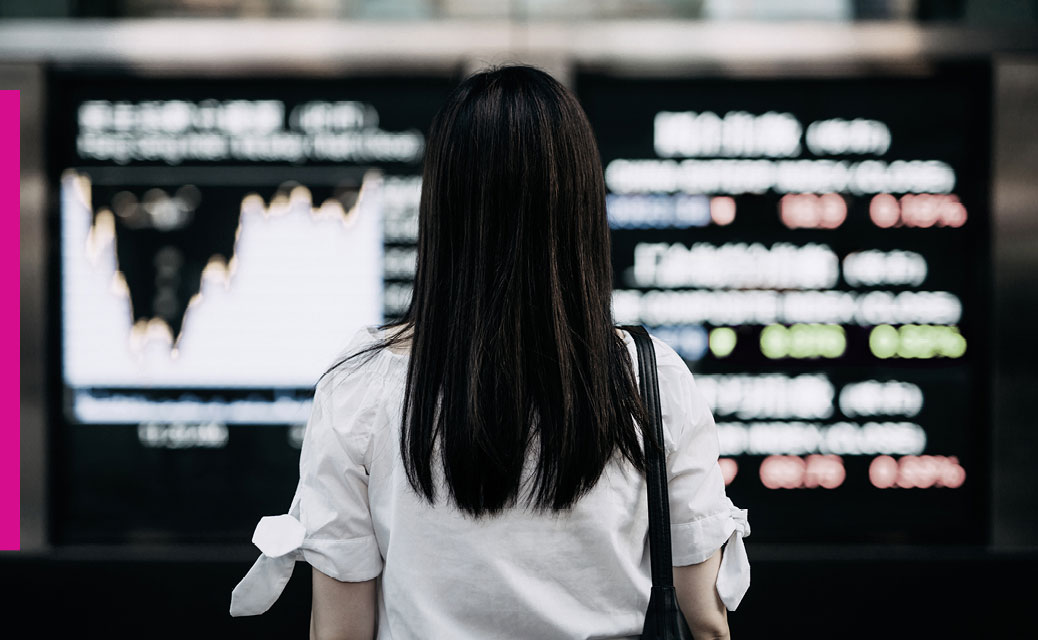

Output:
xmin=0 ymin=546 xmax=1035 ymax=638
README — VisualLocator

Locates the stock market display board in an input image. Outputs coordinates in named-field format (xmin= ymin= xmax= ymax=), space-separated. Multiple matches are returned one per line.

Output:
xmin=48 ymin=70 xmax=450 ymax=543
xmin=48 ymin=65 xmax=990 ymax=546
xmin=578 ymin=64 xmax=991 ymax=543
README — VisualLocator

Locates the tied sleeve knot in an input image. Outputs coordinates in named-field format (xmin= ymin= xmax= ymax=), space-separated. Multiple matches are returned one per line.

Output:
xmin=714 ymin=499 xmax=751 ymax=611
xmin=253 ymin=514 xmax=306 ymax=558
xmin=229 ymin=514 xmax=307 ymax=617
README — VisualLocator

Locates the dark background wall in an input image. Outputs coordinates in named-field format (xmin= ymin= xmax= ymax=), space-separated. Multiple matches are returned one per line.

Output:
xmin=3 ymin=17 xmax=1038 ymax=638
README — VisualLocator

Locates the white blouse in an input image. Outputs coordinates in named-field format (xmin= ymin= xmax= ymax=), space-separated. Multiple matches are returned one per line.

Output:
xmin=230 ymin=325 xmax=751 ymax=638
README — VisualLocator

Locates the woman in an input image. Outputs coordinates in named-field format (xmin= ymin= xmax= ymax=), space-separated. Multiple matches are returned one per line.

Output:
xmin=230 ymin=64 xmax=750 ymax=639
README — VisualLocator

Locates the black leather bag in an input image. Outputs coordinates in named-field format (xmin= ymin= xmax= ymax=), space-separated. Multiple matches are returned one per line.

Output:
xmin=621 ymin=325 xmax=695 ymax=640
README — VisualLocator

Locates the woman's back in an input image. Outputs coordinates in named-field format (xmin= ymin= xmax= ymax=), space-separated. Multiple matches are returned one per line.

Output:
xmin=229 ymin=64 xmax=749 ymax=638
xmin=229 ymin=325 xmax=748 ymax=639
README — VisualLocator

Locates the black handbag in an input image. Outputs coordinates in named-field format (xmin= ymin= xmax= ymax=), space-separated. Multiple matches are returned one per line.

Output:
xmin=621 ymin=325 xmax=695 ymax=640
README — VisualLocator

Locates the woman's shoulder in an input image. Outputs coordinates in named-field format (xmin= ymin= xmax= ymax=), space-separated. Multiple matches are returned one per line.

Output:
xmin=318 ymin=324 xmax=404 ymax=391
xmin=617 ymin=327 xmax=694 ymax=380
xmin=308 ymin=325 xmax=401 ymax=459
xmin=648 ymin=333 xmax=693 ymax=374
xmin=620 ymin=327 xmax=712 ymax=453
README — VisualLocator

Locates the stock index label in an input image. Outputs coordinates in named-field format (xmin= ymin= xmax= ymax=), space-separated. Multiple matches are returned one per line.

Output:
xmin=579 ymin=67 xmax=990 ymax=543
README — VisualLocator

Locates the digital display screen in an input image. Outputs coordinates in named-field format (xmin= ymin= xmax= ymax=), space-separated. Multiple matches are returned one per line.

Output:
xmin=48 ymin=65 xmax=991 ymax=546
xmin=578 ymin=65 xmax=991 ymax=543
xmin=48 ymin=71 xmax=449 ymax=543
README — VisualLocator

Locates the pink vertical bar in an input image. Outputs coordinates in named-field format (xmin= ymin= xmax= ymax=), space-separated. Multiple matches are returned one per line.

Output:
xmin=0 ymin=90 xmax=20 ymax=550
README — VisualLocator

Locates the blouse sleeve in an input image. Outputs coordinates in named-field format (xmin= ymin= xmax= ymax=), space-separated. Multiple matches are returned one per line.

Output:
xmin=230 ymin=336 xmax=385 ymax=617
xmin=653 ymin=336 xmax=751 ymax=612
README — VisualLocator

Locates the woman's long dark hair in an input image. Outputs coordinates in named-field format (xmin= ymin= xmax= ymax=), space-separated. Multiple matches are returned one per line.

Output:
xmin=320 ymin=64 xmax=651 ymax=517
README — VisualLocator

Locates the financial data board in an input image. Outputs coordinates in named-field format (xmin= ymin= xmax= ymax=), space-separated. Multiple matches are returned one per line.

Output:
xmin=578 ymin=65 xmax=990 ymax=543
xmin=48 ymin=65 xmax=990 ymax=545
xmin=48 ymin=70 xmax=450 ymax=542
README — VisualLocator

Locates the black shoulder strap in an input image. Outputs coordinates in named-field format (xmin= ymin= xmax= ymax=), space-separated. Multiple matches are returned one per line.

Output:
xmin=621 ymin=324 xmax=674 ymax=588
